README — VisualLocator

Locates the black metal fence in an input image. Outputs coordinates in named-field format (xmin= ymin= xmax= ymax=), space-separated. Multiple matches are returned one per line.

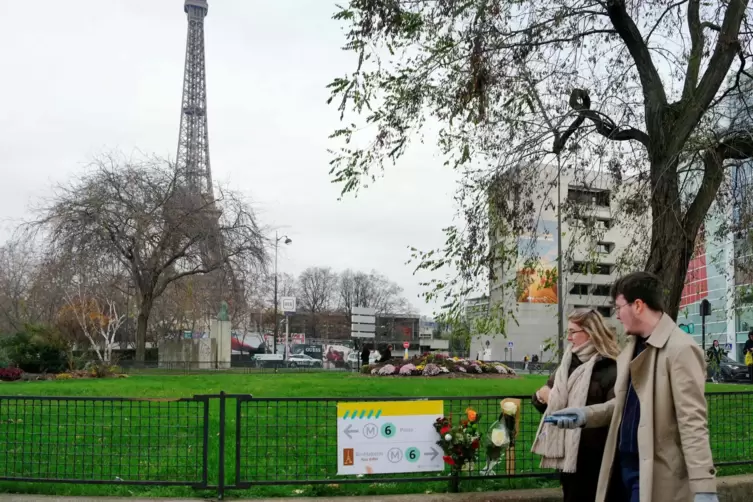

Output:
xmin=119 ymin=360 xmax=355 ymax=375
xmin=0 ymin=391 xmax=750 ymax=499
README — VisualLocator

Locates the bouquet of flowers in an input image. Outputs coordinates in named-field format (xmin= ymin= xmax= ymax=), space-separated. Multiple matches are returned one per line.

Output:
xmin=433 ymin=407 xmax=482 ymax=473
xmin=480 ymin=401 xmax=518 ymax=476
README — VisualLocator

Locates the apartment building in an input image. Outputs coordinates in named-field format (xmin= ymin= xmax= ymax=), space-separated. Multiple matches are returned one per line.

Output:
xmin=472 ymin=163 xmax=634 ymax=361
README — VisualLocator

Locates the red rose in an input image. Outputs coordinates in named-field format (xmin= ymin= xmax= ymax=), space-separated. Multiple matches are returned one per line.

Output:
xmin=440 ymin=426 xmax=450 ymax=435
xmin=443 ymin=455 xmax=455 ymax=465
xmin=472 ymin=439 xmax=480 ymax=449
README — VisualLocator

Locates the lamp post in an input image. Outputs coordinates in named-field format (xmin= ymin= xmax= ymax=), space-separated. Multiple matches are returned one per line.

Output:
xmin=273 ymin=231 xmax=292 ymax=354
xmin=556 ymin=162 xmax=565 ymax=361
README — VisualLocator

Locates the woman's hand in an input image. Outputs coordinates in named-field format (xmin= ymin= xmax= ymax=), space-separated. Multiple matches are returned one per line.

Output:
xmin=536 ymin=386 xmax=551 ymax=404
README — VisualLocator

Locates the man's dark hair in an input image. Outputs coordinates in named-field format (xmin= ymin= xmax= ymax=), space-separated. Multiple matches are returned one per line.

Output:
xmin=610 ymin=271 xmax=665 ymax=313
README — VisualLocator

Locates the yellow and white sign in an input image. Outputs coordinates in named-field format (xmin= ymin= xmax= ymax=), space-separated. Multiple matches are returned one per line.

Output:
xmin=336 ymin=400 xmax=444 ymax=475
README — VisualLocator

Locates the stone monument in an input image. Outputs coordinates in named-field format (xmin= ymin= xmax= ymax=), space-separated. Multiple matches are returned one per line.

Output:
xmin=210 ymin=301 xmax=232 ymax=369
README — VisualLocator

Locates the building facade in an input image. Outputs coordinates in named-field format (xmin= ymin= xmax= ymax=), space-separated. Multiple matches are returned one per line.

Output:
xmin=473 ymin=163 xmax=634 ymax=362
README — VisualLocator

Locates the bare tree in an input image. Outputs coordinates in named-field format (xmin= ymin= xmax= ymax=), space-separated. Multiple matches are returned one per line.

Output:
xmin=339 ymin=269 xmax=413 ymax=318
xmin=62 ymin=289 xmax=125 ymax=365
xmin=32 ymin=154 xmax=266 ymax=361
xmin=298 ymin=267 xmax=338 ymax=337
xmin=329 ymin=0 xmax=753 ymax=321
xmin=0 ymin=237 xmax=65 ymax=333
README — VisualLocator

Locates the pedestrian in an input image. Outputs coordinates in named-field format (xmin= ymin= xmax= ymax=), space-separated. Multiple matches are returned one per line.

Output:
xmin=531 ymin=308 xmax=619 ymax=502
xmin=549 ymin=271 xmax=717 ymax=502
xmin=379 ymin=344 xmax=393 ymax=363
xmin=524 ymin=354 xmax=529 ymax=370
xmin=744 ymin=330 xmax=753 ymax=382
xmin=706 ymin=340 xmax=723 ymax=383
xmin=361 ymin=344 xmax=370 ymax=368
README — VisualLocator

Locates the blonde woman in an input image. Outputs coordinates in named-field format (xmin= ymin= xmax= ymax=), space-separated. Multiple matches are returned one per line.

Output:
xmin=531 ymin=309 xmax=620 ymax=502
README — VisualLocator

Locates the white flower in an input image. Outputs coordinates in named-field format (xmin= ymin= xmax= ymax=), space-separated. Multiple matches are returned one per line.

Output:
xmin=490 ymin=427 xmax=510 ymax=447
xmin=502 ymin=402 xmax=517 ymax=416
xmin=444 ymin=433 xmax=452 ymax=441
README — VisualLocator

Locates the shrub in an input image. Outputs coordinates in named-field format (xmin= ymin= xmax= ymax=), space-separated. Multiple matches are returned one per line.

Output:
xmin=399 ymin=364 xmax=416 ymax=376
xmin=0 ymin=367 xmax=23 ymax=381
xmin=0 ymin=327 xmax=67 ymax=374
xmin=0 ymin=346 xmax=10 ymax=369
xmin=422 ymin=363 xmax=441 ymax=376
xmin=56 ymin=373 xmax=73 ymax=380
xmin=84 ymin=361 xmax=122 ymax=378
xmin=378 ymin=364 xmax=396 ymax=375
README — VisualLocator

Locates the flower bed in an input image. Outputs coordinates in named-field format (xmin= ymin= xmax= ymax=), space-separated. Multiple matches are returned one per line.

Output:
xmin=362 ymin=353 xmax=516 ymax=377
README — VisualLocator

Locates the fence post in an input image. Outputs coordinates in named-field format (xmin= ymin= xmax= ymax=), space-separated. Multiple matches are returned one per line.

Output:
xmin=448 ymin=470 xmax=460 ymax=493
xmin=218 ymin=391 xmax=226 ymax=500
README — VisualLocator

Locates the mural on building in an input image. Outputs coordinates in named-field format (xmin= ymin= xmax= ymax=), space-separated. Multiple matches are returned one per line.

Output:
xmin=516 ymin=219 xmax=558 ymax=304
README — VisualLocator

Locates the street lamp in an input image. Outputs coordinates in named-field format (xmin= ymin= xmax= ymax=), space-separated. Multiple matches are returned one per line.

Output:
xmin=273 ymin=231 xmax=292 ymax=354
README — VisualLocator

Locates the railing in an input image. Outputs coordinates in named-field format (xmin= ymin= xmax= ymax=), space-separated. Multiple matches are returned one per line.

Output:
xmin=0 ymin=391 xmax=750 ymax=499
xmin=119 ymin=360 xmax=355 ymax=375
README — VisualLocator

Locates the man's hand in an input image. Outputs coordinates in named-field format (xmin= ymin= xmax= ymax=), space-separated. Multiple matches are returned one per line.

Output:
xmin=694 ymin=493 xmax=718 ymax=502
xmin=548 ymin=408 xmax=587 ymax=429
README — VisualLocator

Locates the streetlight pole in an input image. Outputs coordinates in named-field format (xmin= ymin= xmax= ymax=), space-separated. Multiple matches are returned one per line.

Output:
xmin=273 ymin=231 xmax=292 ymax=355
xmin=556 ymin=161 xmax=565 ymax=361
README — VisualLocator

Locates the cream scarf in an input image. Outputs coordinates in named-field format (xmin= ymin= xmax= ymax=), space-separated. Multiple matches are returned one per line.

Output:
xmin=531 ymin=341 xmax=600 ymax=473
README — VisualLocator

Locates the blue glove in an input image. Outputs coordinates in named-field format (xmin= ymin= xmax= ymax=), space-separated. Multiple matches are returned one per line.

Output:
xmin=548 ymin=408 xmax=587 ymax=429
xmin=694 ymin=494 xmax=718 ymax=502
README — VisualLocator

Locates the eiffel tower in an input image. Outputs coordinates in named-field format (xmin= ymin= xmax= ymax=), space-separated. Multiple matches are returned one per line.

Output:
xmin=177 ymin=0 xmax=212 ymax=198
xmin=175 ymin=0 xmax=239 ymax=315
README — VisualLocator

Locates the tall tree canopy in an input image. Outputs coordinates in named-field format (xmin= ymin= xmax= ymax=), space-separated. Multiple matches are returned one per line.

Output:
xmin=329 ymin=0 xmax=753 ymax=320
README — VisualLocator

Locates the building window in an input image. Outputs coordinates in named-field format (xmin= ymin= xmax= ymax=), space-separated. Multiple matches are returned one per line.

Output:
xmin=571 ymin=262 xmax=613 ymax=275
xmin=596 ymin=306 xmax=612 ymax=318
xmin=570 ymin=284 xmax=589 ymax=295
xmin=596 ymin=242 xmax=615 ymax=254
xmin=567 ymin=187 xmax=610 ymax=208
xmin=594 ymin=218 xmax=613 ymax=230
xmin=592 ymin=284 xmax=612 ymax=296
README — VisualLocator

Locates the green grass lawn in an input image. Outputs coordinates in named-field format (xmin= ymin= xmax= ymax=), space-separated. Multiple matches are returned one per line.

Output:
xmin=0 ymin=372 xmax=751 ymax=499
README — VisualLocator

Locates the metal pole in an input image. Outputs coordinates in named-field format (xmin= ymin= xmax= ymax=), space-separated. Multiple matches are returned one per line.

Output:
xmin=285 ymin=314 xmax=290 ymax=361
xmin=556 ymin=161 xmax=565 ymax=360
xmin=273 ymin=232 xmax=279 ymax=355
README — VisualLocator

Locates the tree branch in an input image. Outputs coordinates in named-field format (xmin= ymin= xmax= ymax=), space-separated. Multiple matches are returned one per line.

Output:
xmin=678 ymin=0 xmax=747 ymax=138
xmin=555 ymin=89 xmax=650 ymax=153
xmin=605 ymin=0 xmax=667 ymax=117
xmin=683 ymin=0 xmax=704 ymax=99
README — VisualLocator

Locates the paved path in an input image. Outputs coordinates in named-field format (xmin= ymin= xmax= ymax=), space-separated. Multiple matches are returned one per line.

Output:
xmin=0 ymin=490 xmax=562 ymax=502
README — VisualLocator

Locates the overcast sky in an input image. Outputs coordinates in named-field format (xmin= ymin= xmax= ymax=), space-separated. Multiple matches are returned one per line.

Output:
xmin=0 ymin=0 xmax=461 ymax=315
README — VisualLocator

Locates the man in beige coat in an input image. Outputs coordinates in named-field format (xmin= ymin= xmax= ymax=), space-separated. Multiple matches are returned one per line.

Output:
xmin=550 ymin=272 xmax=717 ymax=502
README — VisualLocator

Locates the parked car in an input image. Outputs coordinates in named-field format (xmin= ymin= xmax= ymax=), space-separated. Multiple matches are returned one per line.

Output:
xmin=710 ymin=355 xmax=748 ymax=382
xmin=287 ymin=354 xmax=322 ymax=368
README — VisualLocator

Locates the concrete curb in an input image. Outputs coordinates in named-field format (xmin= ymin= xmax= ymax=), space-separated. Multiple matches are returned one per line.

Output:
xmin=1 ymin=475 xmax=752 ymax=502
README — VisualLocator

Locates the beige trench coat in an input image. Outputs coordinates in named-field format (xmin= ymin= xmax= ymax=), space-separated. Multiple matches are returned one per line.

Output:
xmin=585 ymin=314 xmax=717 ymax=502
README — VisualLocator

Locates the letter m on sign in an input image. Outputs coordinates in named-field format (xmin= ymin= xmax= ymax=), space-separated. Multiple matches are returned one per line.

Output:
xmin=363 ymin=423 xmax=378 ymax=438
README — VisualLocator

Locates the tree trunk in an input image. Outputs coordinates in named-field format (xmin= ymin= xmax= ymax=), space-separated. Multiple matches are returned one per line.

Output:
xmin=135 ymin=296 xmax=153 ymax=363
xmin=644 ymin=160 xmax=696 ymax=321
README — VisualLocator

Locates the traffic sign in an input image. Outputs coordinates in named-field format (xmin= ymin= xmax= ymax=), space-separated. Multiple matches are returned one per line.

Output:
xmin=507 ymin=341 xmax=514 ymax=348
xmin=281 ymin=297 xmax=296 ymax=315
xmin=337 ymin=400 xmax=444 ymax=475
xmin=725 ymin=343 xmax=733 ymax=351
xmin=403 ymin=342 xmax=410 ymax=349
